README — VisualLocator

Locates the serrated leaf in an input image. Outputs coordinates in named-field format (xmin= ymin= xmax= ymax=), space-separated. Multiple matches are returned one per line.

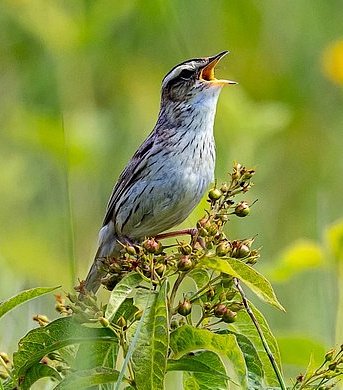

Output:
xmin=170 ymin=325 xmax=247 ymax=388
xmin=20 ymin=363 xmax=62 ymax=390
xmin=0 ymin=286 xmax=60 ymax=319
xmin=131 ymin=281 xmax=169 ymax=390
xmin=219 ymin=330 xmax=264 ymax=389
xmin=13 ymin=317 xmax=117 ymax=381
xmin=54 ymin=367 xmax=119 ymax=389
xmin=200 ymin=256 xmax=285 ymax=311
xmin=168 ymin=351 xmax=228 ymax=390
xmin=105 ymin=272 xmax=143 ymax=321
xmin=232 ymin=301 xmax=282 ymax=387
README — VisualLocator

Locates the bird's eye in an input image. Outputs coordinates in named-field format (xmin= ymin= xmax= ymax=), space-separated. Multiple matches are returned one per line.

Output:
xmin=178 ymin=69 xmax=194 ymax=80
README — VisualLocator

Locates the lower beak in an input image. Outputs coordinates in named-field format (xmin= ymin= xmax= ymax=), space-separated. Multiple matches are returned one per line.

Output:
xmin=200 ymin=51 xmax=237 ymax=86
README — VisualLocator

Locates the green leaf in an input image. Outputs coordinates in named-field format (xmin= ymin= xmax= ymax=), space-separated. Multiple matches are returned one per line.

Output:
xmin=20 ymin=363 xmax=62 ymax=390
xmin=13 ymin=317 xmax=117 ymax=381
xmin=54 ymin=367 xmax=120 ymax=389
xmin=219 ymin=330 xmax=264 ymax=389
xmin=168 ymin=351 xmax=228 ymax=390
xmin=0 ymin=286 xmax=60 ymax=319
xmin=200 ymin=256 xmax=285 ymax=311
xmin=232 ymin=301 xmax=282 ymax=387
xmin=167 ymin=351 xmax=228 ymax=378
xmin=76 ymin=342 xmax=118 ymax=370
xmin=170 ymin=325 xmax=247 ymax=388
xmin=131 ymin=281 xmax=169 ymax=390
xmin=105 ymin=272 xmax=143 ymax=321
xmin=187 ymin=268 xmax=210 ymax=290
xmin=111 ymin=297 xmax=139 ymax=324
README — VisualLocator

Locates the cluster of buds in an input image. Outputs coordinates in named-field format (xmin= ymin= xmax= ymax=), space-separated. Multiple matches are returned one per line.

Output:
xmin=294 ymin=346 xmax=343 ymax=389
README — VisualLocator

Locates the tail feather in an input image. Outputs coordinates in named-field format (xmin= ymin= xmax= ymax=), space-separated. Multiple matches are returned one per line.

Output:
xmin=83 ymin=247 xmax=107 ymax=293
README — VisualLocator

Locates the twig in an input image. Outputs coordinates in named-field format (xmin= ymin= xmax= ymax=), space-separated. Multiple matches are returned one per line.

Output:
xmin=169 ymin=273 xmax=186 ymax=320
xmin=234 ymin=278 xmax=287 ymax=390
xmin=0 ymin=355 xmax=12 ymax=379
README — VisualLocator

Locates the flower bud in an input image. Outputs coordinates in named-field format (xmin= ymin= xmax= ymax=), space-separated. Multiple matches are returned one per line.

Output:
xmin=155 ymin=263 xmax=166 ymax=276
xmin=325 ymin=349 xmax=335 ymax=362
xmin=237 ymin=244 xmax=250 ymax=258
xmin=125 ymin=245 xmax=137 ymax=256
xmin=117 ymin=316 xmax=126 ymax=328
xmin=220 ymin=183 xmax=229 ymax=193
xmin=142 ymin=238 xmax=163 ymax=254
xmin=228 ymin=302 xmax=244 ymax=312
xmin=241 ymin=169 xmax=255 ymax=181
xmin=209 ymin=188 xmax=222 ymax=200
xmin=328 ymin=362 xmax=337 ymax=371
xmin=99 ymin=317 xmax=110 ymax=327
xmin=206 ymin=288 xmax=215 ymax=299
xmin=177 ymin=300 xmax=192 ymax=316
xmin=207 ymin=223 xmax=218 ymax=236
xmin=214 ymin=304 xmax=228 ymax=318
xmin=216 ymin=242 xmax=231 ymax=257
xmin=134 ymin=310 xmax=143 ymax=321
xmin=177 ymin=256 xmax=193 ymax=272
xmin=222 ymin=309 xmax=237 ymax=323
xmin=225 ymin=290 xmax=236 ymax=300
xmin=179 ymin=242 xmax=193 ymax=255
xmin=234 ymin=201 xmax=250 ymax=217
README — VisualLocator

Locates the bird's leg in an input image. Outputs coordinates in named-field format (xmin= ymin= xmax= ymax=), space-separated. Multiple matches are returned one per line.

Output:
xmin=154 ymin=228 xmax=198 ymax=241
xmin=154 ymin=228 xmax=206 ymax=250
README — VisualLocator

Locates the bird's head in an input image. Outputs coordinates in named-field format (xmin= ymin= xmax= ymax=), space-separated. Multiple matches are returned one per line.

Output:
xmin=161 ymin=51 xmax=236 ymax=103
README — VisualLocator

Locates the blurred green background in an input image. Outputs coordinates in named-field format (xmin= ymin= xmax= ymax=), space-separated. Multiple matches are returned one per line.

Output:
xmin=1 ymin=0 xmax=343 ymax=384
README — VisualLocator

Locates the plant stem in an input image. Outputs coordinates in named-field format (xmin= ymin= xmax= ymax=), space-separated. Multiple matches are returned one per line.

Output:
xmin=234 ymin=278 xmax=287 ymax=390
xmin=0 ymin=355 xmax=12 ymax=379
xmin=169 ymin=272 xmax=185 ymax=319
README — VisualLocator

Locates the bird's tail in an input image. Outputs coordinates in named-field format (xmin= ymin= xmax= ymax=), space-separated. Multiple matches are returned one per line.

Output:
xmin=83 ymin=247 xmax=108 ymax=294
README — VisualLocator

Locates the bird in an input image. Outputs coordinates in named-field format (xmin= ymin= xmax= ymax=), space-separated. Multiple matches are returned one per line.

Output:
xmin=83 ymin=51 xmax=236 ymax=293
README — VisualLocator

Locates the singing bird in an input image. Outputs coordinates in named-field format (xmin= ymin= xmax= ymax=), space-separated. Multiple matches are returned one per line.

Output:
xmin=84 ymin=51 xmax=236 ymax=293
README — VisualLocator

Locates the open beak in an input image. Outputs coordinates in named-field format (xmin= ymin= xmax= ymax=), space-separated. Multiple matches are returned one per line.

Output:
xmin=199 ymin=51 xmax=237 ymax=86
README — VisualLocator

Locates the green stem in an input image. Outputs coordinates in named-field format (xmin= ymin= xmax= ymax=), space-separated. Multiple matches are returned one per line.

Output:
xmin=188 ymin=275 xmax=221 ymax=302
xmin=169 ymin=272 xmax=186 ymax=319
xmin=234 ymin=278 xmax=287 ymax=390
xmin=0 ymin=355 xmax=12 ymax=379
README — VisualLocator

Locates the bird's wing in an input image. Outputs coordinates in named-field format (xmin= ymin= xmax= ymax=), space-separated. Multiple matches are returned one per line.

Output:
xmin=102 ymin=133 xmax=156 ymax=227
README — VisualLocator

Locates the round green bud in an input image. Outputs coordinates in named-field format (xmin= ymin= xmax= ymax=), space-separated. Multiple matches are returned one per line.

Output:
xmin=177 ymin=256 xmax=193 ymax=272
xmin=237 ymin=244 xmax=250 ymax=258
xmin=214 ymin=304 xmax=228 ymax=318
xmin=177 ymin=300 xmax=192 ymax=316
xmin=222 ymin=309 xmax=237 ymax=323
xmin=209 ymin=188 xmax=223 ymax=201
xmin=155 ymin=263 xmax=166 ymax=276
xmin=125 ymin=245 xmax=137 ymax=256
xmin=235 ymin=201 xmax=250 ymax=217
xmin=117 ymin=316 xmax=126 ymax=328
xmin=216 ymin=242 xmax=231 ymax=257
xmin=99 ymin=317 xmax=110 ymax=327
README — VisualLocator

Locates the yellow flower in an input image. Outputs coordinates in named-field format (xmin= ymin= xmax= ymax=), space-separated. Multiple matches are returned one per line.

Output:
xmin=322 ymin=39 xmax=343 ymax=85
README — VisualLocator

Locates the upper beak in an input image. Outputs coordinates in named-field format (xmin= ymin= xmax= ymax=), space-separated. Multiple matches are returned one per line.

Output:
xmin=200 ymin=50 xmax=237 ymax=86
